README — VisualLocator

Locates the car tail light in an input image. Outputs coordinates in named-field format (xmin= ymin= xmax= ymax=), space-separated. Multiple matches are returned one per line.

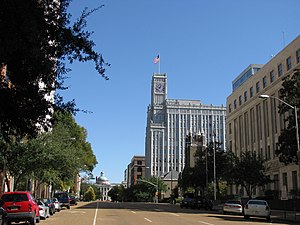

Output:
xmin=28 ymin=203 xmax=32 ymax=212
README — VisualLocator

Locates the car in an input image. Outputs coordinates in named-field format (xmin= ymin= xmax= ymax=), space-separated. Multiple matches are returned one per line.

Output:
xmin=191 ymin=196 xmax=213 ymax=210
xmin=0 ymin=191 xmax=40 ymax=225
xmin=51 ymin=198 xmax=61 ymax=212
xmin=223 ymin=200 xmax=243 ymax=215
xmin=69 ymin=196 xmax=77 ymax=205
xmin=0 ymin=200 xmax=7 ymax=225
xmin=54 ymin=192 xmax=70 ymax=209
xmin=244 ymin=199 xmax=271 ymax=221
xmin=42 ymin=198 xmax=55 ymax=215
xmin=180 ymin=197 xmax=194 ymax=208
xmin=36 ymin=200 xmax=50 ymax=220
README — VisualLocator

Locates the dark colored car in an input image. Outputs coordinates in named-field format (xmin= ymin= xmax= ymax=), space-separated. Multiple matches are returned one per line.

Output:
xmin=192 ymin=196 xmax=213 ymax=210
xmin=0 ymin=191 xmax=40 ymax=225
xmin=180 ymin=197 xmax=194 ymax=208
xmin=69 ymin=196 xmax=77 ymax=205
xmin=0 ymin=200 xmax=7 ymax=225
xmin=54 ymin=192 xmax=70 ymax=209
xmin=42 ymin=198 xmax=55 ymax=215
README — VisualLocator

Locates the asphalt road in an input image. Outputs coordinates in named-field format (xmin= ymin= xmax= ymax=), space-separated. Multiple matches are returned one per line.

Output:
xmin=28 ymin=201 xmax=299 ymax=225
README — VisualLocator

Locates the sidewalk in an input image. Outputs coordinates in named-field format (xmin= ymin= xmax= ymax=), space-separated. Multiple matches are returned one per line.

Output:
xmin=214 ymin=204 xmax=300 ymax=223
xmin=271 ymin=209 xmax=300 ymax=223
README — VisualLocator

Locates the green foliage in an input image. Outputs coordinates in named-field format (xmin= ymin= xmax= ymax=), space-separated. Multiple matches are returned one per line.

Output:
xmin=179 ymin=141 xmax=235 ymax=198
xmin=1 ymin=111 xmax=97 ymax=191
xmin=179 ymin=141 xmax=270 ymax=199
xmin=108 ymin=180 xmax=167 ymax=203
xmin=276 ymin=69 xmax=300 ymax=165
xmin=232 ymin=151 xmax=272 ymax=199
xmin=0 ymin=0 xmax=109 ymax=141
xmin=108 ymin=185 xmax=127 ymax=202
xmin=0 ymin=0 xmax=104 ymax=193
xmin=84 ymin=186 xmax=96 ymax=201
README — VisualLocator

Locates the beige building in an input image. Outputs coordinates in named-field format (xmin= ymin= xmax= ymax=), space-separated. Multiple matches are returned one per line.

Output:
xmin=226 ymin=35 xmax=300 ymax=198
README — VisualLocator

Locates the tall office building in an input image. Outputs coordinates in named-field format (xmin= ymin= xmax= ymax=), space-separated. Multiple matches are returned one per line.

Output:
xmin=226 ymin=35 xmax=300 ymax=198
xmin=145 ymin=73 xmax=226 ymax=177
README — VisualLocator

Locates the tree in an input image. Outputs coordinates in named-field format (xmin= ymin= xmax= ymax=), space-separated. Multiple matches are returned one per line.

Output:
xmin=1 ymin=111 xmax=97 ymax=192
xmin=0 ymin=0 xmax=109 ymax=139
xmin=84 ymin=186 xmax=96 ymax=201
xmin=276 ymin=69 xmax=300 ymax=165
xmin=232 ymin=151 xmax=271 ymax=199
xmin=0 ymin=0 xmax=108 ymax=190
xmin=178 ymin=141 xmax=235 ymax=198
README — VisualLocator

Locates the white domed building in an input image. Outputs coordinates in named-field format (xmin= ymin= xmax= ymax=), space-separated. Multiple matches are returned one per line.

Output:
xmin=95 ymin=172 xmax=111 ymax=201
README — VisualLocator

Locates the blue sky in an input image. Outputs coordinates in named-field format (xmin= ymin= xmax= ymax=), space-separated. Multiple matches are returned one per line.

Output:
xmin=63 ymin=0 xmax=300 ymax=183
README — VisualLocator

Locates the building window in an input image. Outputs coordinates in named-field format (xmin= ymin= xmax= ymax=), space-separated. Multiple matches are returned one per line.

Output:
xmin=234 ymin=100 xmax=237 ymax=109
xmin=282 ymin=172 xmax=288 ymax=189
xmin=263 ymin=76 xmax=267 ymax=88
xmin=229 ymin=103 xmax=232 ymax=113
xmin=274 ymin=174 xmax=279 ymax=190
xmin=297 ymin=49 xmax=300 ymax=63
xmin=292 ymin=171 xmax=298 ymax=191
xmin=250 ymin=87 xmax=254 ymax=98
xmin=286 ymin=56 xmax=292 ymax=71
xmin=137 ymin=167 xmax=142 ymax=172
xmin=137 ymin=160 xmax=142 ymax=165
xmin=244 ymin=91 xmax=248 ymax=102
xmin=229 ymin=123 xmax=232 ymax=134
xmin=270 ymin=70 xmax=275 ymax=83
xmin=256 ymin=81 xmax=260 ymax=93
xmin=278 ymin=63 xmax=283 ymax=77
xmin=239 ymin=95 xmax=242 ymax=106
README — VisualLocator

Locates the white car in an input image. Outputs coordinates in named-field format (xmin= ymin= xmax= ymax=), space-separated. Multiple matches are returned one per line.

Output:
xmin=244 ymin=199 xmax=271 ymax=221
xmin=37 ymin=200 xmax=50 ymax=220
xmin=223 ymin=200 xmax=243 ymax=215
xmin=52 ymin=198 xmax=62 ymax=212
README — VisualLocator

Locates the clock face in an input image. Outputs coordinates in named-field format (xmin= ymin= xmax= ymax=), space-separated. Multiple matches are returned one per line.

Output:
xmin=155 ymin=82 xmax=165 ymax=93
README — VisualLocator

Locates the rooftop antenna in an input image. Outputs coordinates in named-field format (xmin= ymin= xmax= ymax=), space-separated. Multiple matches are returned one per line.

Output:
xmin=282 ymin=31 xmax=286 ymax=47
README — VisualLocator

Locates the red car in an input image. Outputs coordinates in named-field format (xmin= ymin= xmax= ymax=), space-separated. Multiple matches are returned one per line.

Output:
xmin=0 ymin=191 xmax=40 ymax=225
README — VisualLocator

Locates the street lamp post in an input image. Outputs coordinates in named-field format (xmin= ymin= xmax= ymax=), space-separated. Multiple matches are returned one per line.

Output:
xmin=259 ymin=94 xmax=300 ymax=192
xmin=213 ymin=132 xmax=216 ymax=201
xmin=259 ymin=94 xmax=300 ymax=154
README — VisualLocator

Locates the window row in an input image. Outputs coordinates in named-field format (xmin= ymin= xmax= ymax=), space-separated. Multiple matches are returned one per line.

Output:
xmin=228 ymin=48 xmax=300 ymax=113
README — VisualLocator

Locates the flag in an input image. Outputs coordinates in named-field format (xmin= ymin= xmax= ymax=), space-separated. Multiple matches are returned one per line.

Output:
xmin=153 ymin=54 xmax=160 ymax=64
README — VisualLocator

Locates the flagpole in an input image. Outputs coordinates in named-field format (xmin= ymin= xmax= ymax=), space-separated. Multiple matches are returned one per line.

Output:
xmin=158 ymin=52 xmax=161 ymax=74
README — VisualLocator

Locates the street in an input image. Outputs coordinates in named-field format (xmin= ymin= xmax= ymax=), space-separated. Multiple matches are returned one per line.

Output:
xmin=34 ymin=201 xmax=299 ymax=225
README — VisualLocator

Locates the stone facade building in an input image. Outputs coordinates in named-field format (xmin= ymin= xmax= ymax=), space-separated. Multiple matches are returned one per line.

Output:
xmin=226 ymin=35 xmax=300 ymax=198
xmin=145 ymin=73 xmax=226 ymax=178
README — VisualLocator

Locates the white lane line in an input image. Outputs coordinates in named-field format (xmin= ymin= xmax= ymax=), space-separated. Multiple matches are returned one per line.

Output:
xmin=198 ymin=221 xmax=214 ymax=225
xmin=93 ymin=202 xmax=99 ymax=225
xmin=144 ymin=217 xmax=153 ymax=222
xmin=131 ymin=211 xmax=137 ymax=214
xmin=168 ymin=212 xmax=179 ymax=217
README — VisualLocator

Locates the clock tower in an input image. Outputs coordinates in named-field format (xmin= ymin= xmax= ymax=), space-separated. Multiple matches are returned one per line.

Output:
xmin=151 ymin=73 xmax=167 ymax=106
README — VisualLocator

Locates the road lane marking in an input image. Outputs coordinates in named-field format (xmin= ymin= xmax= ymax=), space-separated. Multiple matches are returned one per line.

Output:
xmin=198 ymin=221 xmax=214 ymax=225
xmin=131 ymin=211 xmax=136 ymax=214
xmin=93 ymin=202 xmax=99 ymax=225
xmin=144 ymin=217 xmax=152 ymax=222
xmin=168 ymin=212 xmax=179 ymax=217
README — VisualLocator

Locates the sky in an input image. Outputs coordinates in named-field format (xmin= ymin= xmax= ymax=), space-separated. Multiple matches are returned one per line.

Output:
xmin=62 ymin=0 xmax=300 ymax=183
